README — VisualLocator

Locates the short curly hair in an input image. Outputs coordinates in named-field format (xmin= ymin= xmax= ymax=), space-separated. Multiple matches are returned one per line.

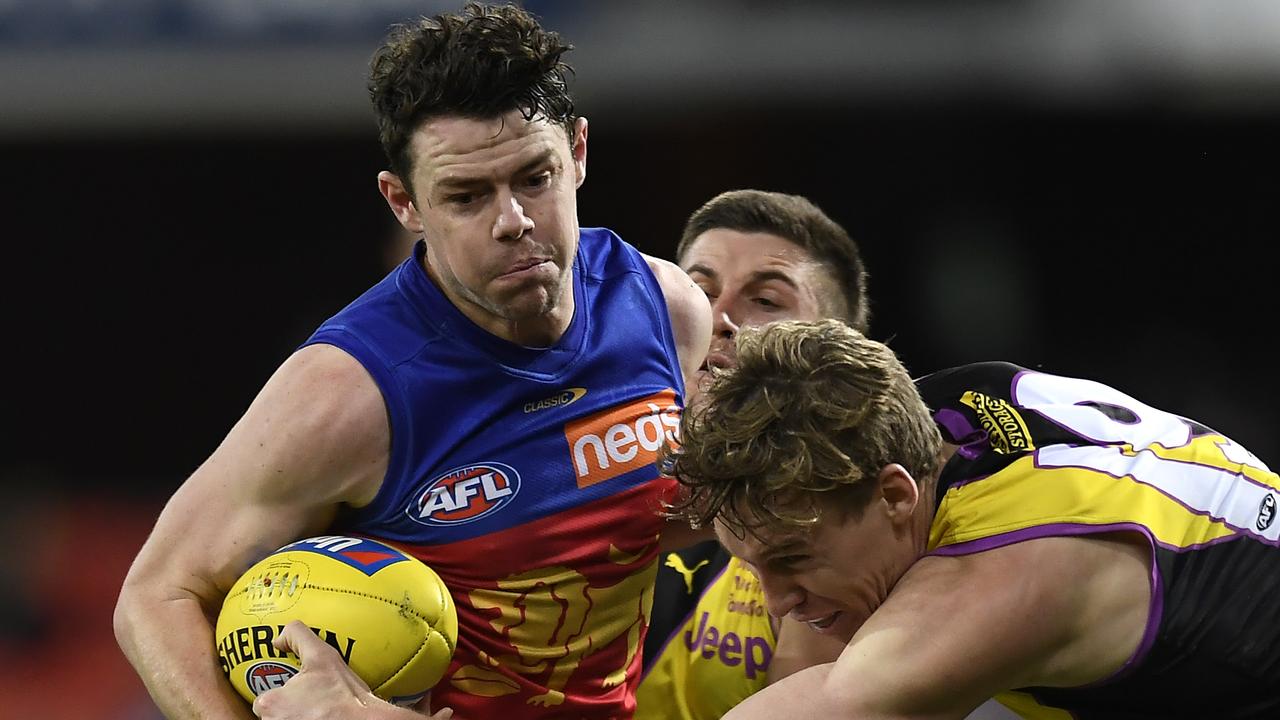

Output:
xmin=368 ymin=2 xmax=576 ymax=194
xmin=677 ymin=190 xmax=871 ymax=332
xmin=667 ymin=319 xmax=941 ymax=538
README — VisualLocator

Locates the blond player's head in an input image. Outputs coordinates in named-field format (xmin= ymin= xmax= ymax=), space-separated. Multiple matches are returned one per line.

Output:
xmin=670 ymin=318 xmax=940 ymax=536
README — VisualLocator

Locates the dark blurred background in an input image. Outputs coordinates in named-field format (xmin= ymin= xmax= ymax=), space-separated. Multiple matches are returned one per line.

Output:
xmin=4 ymin=1 xmax=1278 ymax=717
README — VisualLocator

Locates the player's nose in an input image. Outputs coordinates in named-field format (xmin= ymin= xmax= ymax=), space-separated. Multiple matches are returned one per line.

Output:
xmin=709 ymin=299 xmax=739 ymax=340
xmin=757 ymin=572 xmax=803 ymax=619
xmin=493 ymin=190 xmax=534 ymax=241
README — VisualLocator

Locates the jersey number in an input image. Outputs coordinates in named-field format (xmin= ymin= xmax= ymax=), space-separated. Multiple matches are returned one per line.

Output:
xmin=1014 ymin=371 xmax=1278 ymax=539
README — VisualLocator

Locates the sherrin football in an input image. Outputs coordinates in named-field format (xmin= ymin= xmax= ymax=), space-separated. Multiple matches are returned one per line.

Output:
xmin=214 ymin=535 xmax=457 ymax=706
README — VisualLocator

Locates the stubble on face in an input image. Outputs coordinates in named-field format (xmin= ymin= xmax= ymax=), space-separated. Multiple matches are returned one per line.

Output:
xmin=408 ymin=112 xmax=581 ymax=344
xmin=680 ymin=230 xmax=840 ymax=396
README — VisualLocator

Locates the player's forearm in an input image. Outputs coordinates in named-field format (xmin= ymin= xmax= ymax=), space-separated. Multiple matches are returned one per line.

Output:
xmin=114 ymin=585 xmax=254 ymax=720
xmin=725 ymin=664 xmax=872 ymax=720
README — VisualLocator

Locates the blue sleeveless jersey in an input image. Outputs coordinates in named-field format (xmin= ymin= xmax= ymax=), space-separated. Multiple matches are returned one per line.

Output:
xmin=301 ymin=228 xmax=685 ymax=719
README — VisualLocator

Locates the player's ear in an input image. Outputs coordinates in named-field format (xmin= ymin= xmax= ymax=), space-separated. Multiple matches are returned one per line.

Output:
xmin=877 ymin=464 xmax=920 ymax=525
xmin=378 ymin=171 xmax=424 ymax=234
xmin=571 ymin=116 xmax=588 ymax=189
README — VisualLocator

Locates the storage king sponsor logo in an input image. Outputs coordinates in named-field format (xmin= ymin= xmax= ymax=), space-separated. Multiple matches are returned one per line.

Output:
xmin=564 ymin=389 xmax=680 ymax=489
xmin=960 ymin=390 xmax=1035 ymax=455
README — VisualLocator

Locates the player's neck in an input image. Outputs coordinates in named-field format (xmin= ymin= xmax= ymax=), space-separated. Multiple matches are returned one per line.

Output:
xmin=462 ymin=294 xmax=575 ymax=348
xmin=501 ymin=304 xmax=575 ymax=348
xmin=910 ymin=476 xmax=939 ymax=555
xmin=423 ymin=256 xmax=576 ymax=347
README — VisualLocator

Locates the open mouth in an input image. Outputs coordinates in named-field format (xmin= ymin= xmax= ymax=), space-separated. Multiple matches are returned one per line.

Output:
xmin=804 ymin=611 xmax=840 ymax=632
xmin=700 ymin=350 xmax=733 ymax=372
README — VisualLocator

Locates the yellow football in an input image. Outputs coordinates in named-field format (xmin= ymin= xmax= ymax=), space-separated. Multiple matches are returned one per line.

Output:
xmin=214 ymin=535 xmax=457 ymax=706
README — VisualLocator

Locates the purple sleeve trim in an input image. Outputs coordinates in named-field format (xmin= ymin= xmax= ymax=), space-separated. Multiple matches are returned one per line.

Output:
xmin=935 ymin=407 xmax=977 ymax=442
xmin=928 ymin=521 xmax=1163 ymax=687
xmin=1009 ymin=369 xmax=1031 ymax=398
xmin=933 ymin=408 xmax=989 ymax=461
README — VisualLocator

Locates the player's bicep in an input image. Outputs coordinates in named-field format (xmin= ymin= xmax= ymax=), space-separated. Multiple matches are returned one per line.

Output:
xmin=123 ymin=344 xmax=391 ymax=606
xmin=644 ymin=253 xmax=711 ymax=391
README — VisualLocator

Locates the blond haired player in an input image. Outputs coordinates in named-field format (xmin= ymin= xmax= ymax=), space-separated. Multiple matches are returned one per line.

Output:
xmin=636 ymin=191 xmax=1014 ymax=720
xmin=671 ymin=319 xmax=1280 ymax=719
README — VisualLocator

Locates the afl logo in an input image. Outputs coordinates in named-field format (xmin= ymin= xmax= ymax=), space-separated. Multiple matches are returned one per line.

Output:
xmin=1257 ymin=493 xmax=1276 ymax=532
xmin=246 ymin=661 xmax=297 ymax=695
xmin=409 ymin=462 xmax=521 ymax=526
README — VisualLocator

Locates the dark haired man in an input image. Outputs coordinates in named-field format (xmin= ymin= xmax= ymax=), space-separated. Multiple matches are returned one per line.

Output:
xmin=113 ymin=4 xmax=710 ymax=720
xmin=638 ymin=189 xmax=868 ymax=720
xmin=677 ymin=189 xmax=871 ymax=330
xmin=636 ymin=191 xmax=1014 ymax=720
xmin=672 ymin=318 xmax=1280 ymax=720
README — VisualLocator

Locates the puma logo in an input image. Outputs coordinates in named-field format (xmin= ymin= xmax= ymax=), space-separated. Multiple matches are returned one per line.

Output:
xmin=664 ymin=554 xmax=710 ymax=594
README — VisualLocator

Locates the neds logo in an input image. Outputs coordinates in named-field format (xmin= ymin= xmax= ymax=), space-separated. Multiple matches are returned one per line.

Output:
xmin=565 ymin=389 xmax=680 ymax=489
xmin=408 ymin=463 xmax=521 ymax=526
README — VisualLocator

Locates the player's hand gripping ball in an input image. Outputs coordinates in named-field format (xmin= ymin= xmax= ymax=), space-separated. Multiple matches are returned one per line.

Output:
xmin=214 ymin=535 xmax=457 ymax=706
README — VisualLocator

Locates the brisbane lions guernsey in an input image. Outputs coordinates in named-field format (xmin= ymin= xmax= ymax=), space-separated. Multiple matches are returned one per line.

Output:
xmin=919 ymin=362 xmax=1280 ymax=720
xmin=302 ymin=228 xmax=685 ymax=719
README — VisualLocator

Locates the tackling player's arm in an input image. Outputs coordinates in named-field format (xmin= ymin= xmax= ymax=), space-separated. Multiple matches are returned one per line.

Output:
xmin=113 ymin=344 xmax=391 ymax=720
xmin=643 ymin=253 xmax=716 ymax=550
xmin=725 ymin=533 xmax=1153 ymax=719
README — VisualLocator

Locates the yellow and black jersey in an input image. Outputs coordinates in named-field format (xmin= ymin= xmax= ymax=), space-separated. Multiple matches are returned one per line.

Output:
xmin=919 ymin=362 xmax=1280 ymax=720
xmin=636 ymin=541 xmax=775 ymax=720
